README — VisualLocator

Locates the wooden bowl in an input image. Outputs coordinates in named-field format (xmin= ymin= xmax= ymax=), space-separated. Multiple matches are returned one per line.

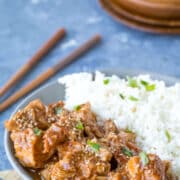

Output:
xmin=112 ymin=0 xmax=180 ymax=19
xmin=99 ymin=0 xmax=180 ymax=34
xmin=109 ymin=0 xmax=180 ymax=27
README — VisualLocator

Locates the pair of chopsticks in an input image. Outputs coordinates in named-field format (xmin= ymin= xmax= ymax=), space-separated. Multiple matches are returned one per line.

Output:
xmin=0 ymin=28 xmax=101 ymax=112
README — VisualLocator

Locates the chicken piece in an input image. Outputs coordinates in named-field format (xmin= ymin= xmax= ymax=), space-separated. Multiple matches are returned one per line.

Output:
xmin=72 ymin=103 xmax=96 ymax=121
xmin=43 ymin=123 xmax=67 ymax=154
xmin=42 ymin=142 xmax=81 ymax=179
xmin=57 ymin=141 xmax=84 ymax=160
xmin=41 ymin=141 xmax=111 ymax=179
xmin=5 ymin=99 xmax=49 ymax=131
xmin=40 ymin=156 xmax=59 ymax=180
xmin=72 ymin=103 xmax=104 ymax=138
xmin=105 ymin=132 xmax=137 ymax=166
xmin=46 ymin=101 xmax=66 ymax=123
xmin=126 ymin=154 xmax=166 ymax=180
xmin=54 ymin=110 xmax=85 ymax=142
xmin=47 ymin=101 xmax=64 ymax=115
xmin=118 ymin=131 xmax=136 ymax=144
xmin=10 ymin=129 xmax=48 ymax=168
xmin=40 ymin=163 xmax=54 ymax=180
xmin=163 ymin=161 xmax=178 ymax=180
xmin=104 ymin=120 xmax=118 ymax=134
xmin=107 ymin=172 xmax=123 ymax=180
xmin=118 ymin=131 xmax=140 ymax=153
xmin=97 ymin=147 xmax=112 ymax=162
xmin=5 ymin=115 xmax=19 ymax=131
xmin=11 ymin=123 xmax=66 ymax=168
xmin=54 ymin=153 xmax=110 ymax=179
xmin=23 ymin=99 xmax=49 ymax=129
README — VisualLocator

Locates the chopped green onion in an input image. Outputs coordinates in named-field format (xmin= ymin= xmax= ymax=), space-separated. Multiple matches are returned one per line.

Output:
xmin=127 ymin=77 xmax=139 ymax=88
xmin=103 ymin=79 xmax=109 ymax=85
xmin=165 ymin=130 xmax=171 ymax=143
xmin=140 ymin=80 xmax=149 ymax=86
xmin=74 ymin=105 xmax=81 ymax=111
xmin=55 ymin=107 xmax=62 ymax=115
xmin=129 ymin=96 xmax=139 ymax=101
xmin=87 ymin=140 xmax=100 ymax=152
xmin=75 ymin=120 xmax=84 ymax=130
xmin=122 ymin=147 xmax=133 ymax=157
xmin=125 ymin=128 xmax=133 ymax=133
xmin=139 ymin=152 xmax=149 ymax=166
xmin=33 ymin=127 xmax=42 ymax=136
xmin=119 ymin=93 xmax=125 ymax=99
xmin=140 ymin=80 xmax=156 ymax=91
xmin=146 ymin=84 xmax=156 ymax=91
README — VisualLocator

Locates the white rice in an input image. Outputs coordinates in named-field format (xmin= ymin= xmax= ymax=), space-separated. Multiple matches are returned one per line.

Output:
xmin=58 ymin=71 xmax=180 ymax=177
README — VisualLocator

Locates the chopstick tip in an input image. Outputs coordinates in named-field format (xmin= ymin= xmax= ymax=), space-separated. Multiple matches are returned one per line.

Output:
xmin=0 ymin=90 xmax=4 ymax=97
xmin=0 ymin=105 xmax=3 ymax=113
xmin=58 ymin=28 xmax=66 ymax=35
xmin=94 ymin=34 xmax=102 ymax=42
xmin=62 ymin=28 xmax=66 ymax=33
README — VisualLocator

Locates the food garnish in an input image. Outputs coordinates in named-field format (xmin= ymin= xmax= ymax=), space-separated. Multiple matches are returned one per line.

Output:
xmin=33 ymin=127 xmax=42 ymax=136
xmin=139 ymin=152 xmax=149 ymax=166
xmin=103 ymin=79 xmax=110 ymax=85
xmin=122 ymin=147 xmax=133 ymax=157
xmin=165 ymin=130 xmax=171 ymax=143
xmin=125 ymin=127 xmax=133 ymax=133
xmin=129 ymin=96 xmax=139 ymax=101
xmin=74 ymin=105 xmax=81 ymax=111
xmin=119 ymin=93 xmax=125 ymax=99
xmin=127 ymin=77 xmax=139 ymax=88
xmin=75 ymin=120 xmax=84 ymax=130
xmin=55 ymin=107 xmax=62 ymax=115
xmin=140 ymin=80 xmax=156 ymax=91
xmin=87 ymin=140 xmax=100 ymax=152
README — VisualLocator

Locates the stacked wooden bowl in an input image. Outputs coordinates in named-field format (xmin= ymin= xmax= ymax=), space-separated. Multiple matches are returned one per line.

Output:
xmin=99 ymin=0 xmax=180 ymax=34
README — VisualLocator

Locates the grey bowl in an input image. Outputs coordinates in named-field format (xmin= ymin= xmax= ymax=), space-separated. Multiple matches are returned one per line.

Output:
xmin=4 ymin=69 xmax=180 ymax=180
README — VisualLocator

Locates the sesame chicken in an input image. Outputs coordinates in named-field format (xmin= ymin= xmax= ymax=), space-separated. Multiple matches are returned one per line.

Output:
xmin=5 ymin=100 xmax=176 ymax=179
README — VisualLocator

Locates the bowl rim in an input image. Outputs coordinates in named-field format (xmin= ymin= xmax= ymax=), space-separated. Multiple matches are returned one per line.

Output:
xmin=99 ymin=0 xmax=180 ymax=34
xmin=4 ymin=80 xmax=59 ymax=180
xmin=4 ymin=69 xmax=180 ymax=179
xmin=108 ymin=0 xmax=180 ymax=27
xmin=115 ymin=0 xmax=180 ymax=10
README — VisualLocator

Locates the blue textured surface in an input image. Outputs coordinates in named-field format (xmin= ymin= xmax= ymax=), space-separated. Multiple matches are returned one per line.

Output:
xmin=1 ymin=0 xmax=180 ymax=170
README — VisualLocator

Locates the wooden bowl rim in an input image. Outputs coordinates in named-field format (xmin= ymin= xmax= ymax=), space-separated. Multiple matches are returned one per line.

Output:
xmin=117 ymin=0 xmax=180 ymax=10
xmin=110 ymin=0 xmax=180 ymax=27
xmin=99 ymin=0 xmax=180 ymax=34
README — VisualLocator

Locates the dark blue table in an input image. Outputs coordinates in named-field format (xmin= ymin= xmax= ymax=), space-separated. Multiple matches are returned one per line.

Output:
xmin=1 ymin=0 xmax=180 ymax=170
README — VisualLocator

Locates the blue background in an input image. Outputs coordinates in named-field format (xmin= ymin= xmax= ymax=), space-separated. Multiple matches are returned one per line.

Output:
xmin=0 ymin=0 xmax=180 ymax=170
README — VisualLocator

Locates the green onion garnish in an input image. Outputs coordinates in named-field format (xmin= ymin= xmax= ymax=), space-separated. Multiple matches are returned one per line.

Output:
xmin=165 ymin=130 xmax=171 ymax=143
xmin=140 ymin=80 xmax=149 ymax=86
xmin=146 ymin=84 xmax=156 ymax=91
xmin=55 ymin=107 xmax=62 ymax=115
xmin=129 ymin=96 xmax=139 ymax=101
xmin=103 ymin=79 xmax=110 ymax=85
xmin=127 ymin=77 xmax=139 ymax=88
xmin=33 ymin=127 xmax=42 ymax=136
xmin=125 ymin=128 xmax=133 ymax=133
xmin=119 ymin=93 xmax=125 ymax=99
xmin=139 ymin=152 xmax=149 ymax=166
xmin=87 ymin=140 xmax=100 ymax=152
xmin=74 ymin=105 xmax=81 ymax=111
xmin=122 ymin=147 xmax=133 ymax=157
xmin=75 ymin=120 xmax=84 ymax=130
xmin=140 ymin=80 xmax=156 ymax=91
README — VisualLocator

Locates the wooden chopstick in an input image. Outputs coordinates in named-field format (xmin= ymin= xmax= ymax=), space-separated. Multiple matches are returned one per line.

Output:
xmin=0 ymin=28 xmax=66 ymax=97
xmin=0 ymin=34 xmax=101 ymax=112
